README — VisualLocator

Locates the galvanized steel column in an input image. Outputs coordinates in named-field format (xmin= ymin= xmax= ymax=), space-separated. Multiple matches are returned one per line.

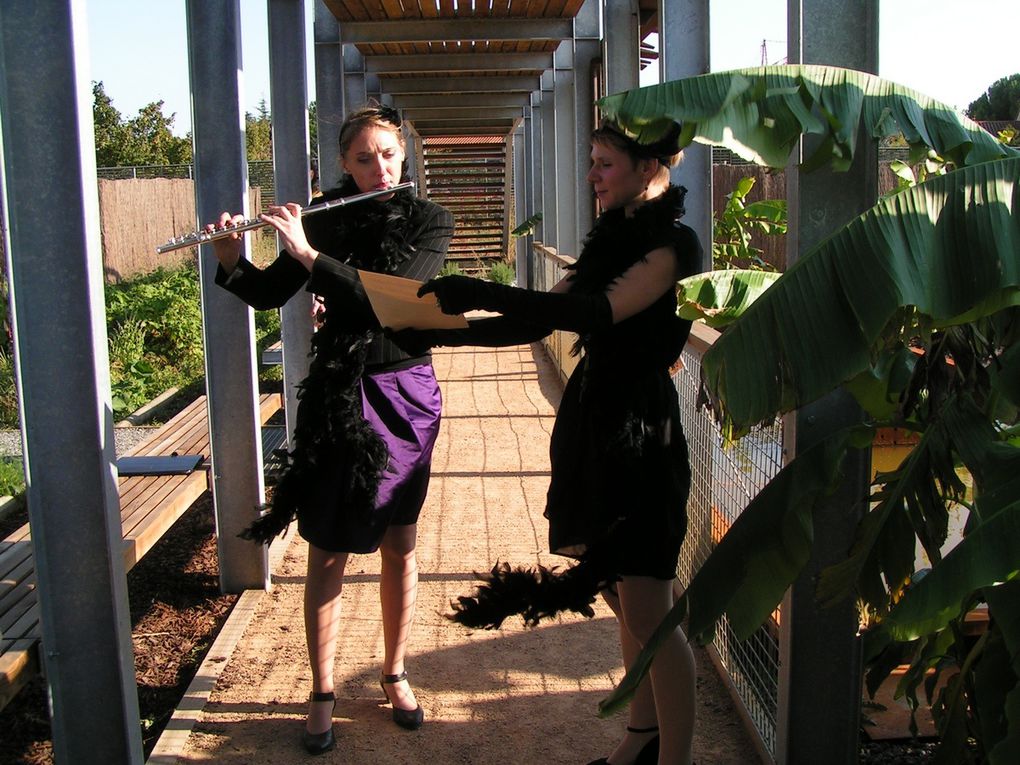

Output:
xmin=540 ymin=70 xmax=558 ymax=251
xmin=554 ymin=44 xmax=578 ymax=257
xmin=530 ymin=90 xmax=546 ymax=267
xmin=602 ymin=0 xmax=640 ymax=96
xmin=513 ymin=120 xmax=528 ymax=282
xmin=187 ymin=0 xmax=270 ymax=593
xmin=574 ymin=0 xmax=601 ymax=241
xmin=342 ymin=44 xmax=368 ymax=115
xmin=0 ymin=3 xmax=143 ymax=761
xmin=659 ymin=0 xmax=712 ymax=271
xmin=269 ymin=0 xmax=313 ymax=448
xmin=523 ymin=101 xmax=538 ymax=288
xmin=777 ymin=2 xmax=878 ymax=762
xmin=314 ymin=1 xmax=343 ymax=191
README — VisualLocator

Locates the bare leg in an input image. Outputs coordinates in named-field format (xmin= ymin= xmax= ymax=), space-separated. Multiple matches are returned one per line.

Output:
xmin=617 ymin=576 xmax=696 ymax=765
xmin=601 ymin=587 xmax=661 ymax=764
xmin=379 ymin=522 xmax=420 ymax=711
xmin=304 ymin=543 xmax=349 ymax=735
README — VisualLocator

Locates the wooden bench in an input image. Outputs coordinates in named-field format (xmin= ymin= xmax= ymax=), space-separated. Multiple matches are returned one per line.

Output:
xmin=0 ymin=392 xmax=282 ymax=710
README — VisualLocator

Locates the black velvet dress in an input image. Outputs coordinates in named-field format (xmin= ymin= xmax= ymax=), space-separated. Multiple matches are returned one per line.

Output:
xmin=545 ymin=185 xmax=702 ymax=580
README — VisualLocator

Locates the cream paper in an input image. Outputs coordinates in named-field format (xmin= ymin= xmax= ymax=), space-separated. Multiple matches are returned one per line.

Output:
xmin=358 ymin=269 xmax=469 ymax=331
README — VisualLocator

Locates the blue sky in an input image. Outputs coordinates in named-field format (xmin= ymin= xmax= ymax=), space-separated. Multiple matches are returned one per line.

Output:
xmin=85 ymin=0 xmax=1017 ymax=138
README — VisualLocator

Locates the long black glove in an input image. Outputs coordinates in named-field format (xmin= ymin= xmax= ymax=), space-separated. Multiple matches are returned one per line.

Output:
xmin=418 ymin=275 xmax=613 ymax=334
xmin=388 ymin=315 xmax=552 ymax=356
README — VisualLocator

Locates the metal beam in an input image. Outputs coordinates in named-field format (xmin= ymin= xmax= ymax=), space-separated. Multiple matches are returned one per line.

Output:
xmin=411 ymin=119 xmax=515 ymax=131
xmin=392 ymin=93 xmax=531 ymax=109
xmin=402 ymin=107 xmax=523 ymax=122
xmin=268 ymin=0 xmax=312 ymax=451
xmin=660 ymin=0 xmax=711 ymax=272
xmin=188 ymin=0 xmax=269 ymax=593
xmin=415 ymin=126 xmax=513 ymax=137
xmin=777 ymin=1 xmax=878 ymax=763
xmin=603 ymin=0 xmax=640 ymax=95
xmin=313 ymin=2 xmax=342 ymax=191
xmin=380 ymin=76 xmax=541 ymax=94
xmin=0 ymin=3 xmax=143 ymax=761
xmin=366 ymin=52 xmax=553 ymax=74
xmin=341 ymin=18 xmax=571 ymax=44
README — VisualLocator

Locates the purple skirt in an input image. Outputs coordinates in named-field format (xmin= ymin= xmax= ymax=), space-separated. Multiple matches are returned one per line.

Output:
xmin=297 ymin=363 xmax=442 ymax=553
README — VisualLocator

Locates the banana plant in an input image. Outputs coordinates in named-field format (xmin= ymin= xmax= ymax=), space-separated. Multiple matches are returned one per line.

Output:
xmin=596 ymin=65 xmax=1020 ymax=763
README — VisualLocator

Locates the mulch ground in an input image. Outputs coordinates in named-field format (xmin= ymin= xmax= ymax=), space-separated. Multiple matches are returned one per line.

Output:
xmin=0 ymin=494 xmax=233 ymax=764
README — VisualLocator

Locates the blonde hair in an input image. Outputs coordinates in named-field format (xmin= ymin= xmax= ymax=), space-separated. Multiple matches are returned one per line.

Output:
xmin=337 ymin=103 xmax=405 ymax=158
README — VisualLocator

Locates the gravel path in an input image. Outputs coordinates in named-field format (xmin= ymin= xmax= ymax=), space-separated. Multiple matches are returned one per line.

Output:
xmin=0 ymin=425 xmax=162 ymax=458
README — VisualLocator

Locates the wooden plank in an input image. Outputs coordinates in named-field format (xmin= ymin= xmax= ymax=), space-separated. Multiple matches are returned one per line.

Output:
xmin=0 ymin=639 xmax=40 ymax=710
xmin=0 ymin=392 xmax=284 ymax=709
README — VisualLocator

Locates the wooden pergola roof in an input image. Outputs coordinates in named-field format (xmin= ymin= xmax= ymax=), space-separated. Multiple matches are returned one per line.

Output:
xmin=321 ymin=0 xmax=659 ymax=138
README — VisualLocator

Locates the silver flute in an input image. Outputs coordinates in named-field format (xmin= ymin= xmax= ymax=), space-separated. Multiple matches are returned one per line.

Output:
xmin=155 ymin=181 xmax=416 ymax=254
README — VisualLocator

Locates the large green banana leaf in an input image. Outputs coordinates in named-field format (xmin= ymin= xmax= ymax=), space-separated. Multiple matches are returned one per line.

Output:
xmin=677 ymin=269 xmax=781 ymax=328
xmin=700 ymin=156 xmax=1020 ymax=436
xmin=597 ymin=65 xmax=1019 ymax=172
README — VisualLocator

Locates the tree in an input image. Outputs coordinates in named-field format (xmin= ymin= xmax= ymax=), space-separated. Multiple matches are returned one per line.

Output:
xmin=92 ymin=81 xmax=129 ymax=168
xmin=599 ymin=65 xmax=1020 ymax=762
xmin=91 ymin=81 xmax=191 ymax=167
xmin=246 ymin=99 xmax=272 ymax=161
xmin=967 ymin=73 xmax=1020 ymax=121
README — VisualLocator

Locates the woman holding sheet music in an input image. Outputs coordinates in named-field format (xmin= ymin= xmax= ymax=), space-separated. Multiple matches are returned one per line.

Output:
xmin=207 ymin=104 xmax=453 ymax=755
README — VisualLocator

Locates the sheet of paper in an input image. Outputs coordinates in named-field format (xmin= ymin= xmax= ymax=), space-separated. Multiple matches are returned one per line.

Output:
xmin=358 ymin=270 xmax=469 ymax=331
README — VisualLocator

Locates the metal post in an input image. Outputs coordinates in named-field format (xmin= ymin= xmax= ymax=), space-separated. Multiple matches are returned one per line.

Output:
xmin=540 ymin=70 xmax=558 ymax=251
xmin=602 ymin=0 xmax=639 ymax=96
xmin=659 ymin=0 xmax=712 ymax=272
xmin=554 ymin=44 xmax=578 ymax=257
xmin=574 ymin=0 xmax=601 ymax=241
xmin=777 ymin=2 xmax=879 ymax=762
xmin=342 ymin=43 xmax=367 ymax=114
xmin=528 ymin=92 xmax=544 ymax=287
xmin=514 ymin=120 xmax=528 ymax=282
xmin=0 ymin=3 xmax=143 ymax=761
xmin=268 ymin=0 xmax=313 ymax=448
xmin=187 ymin=0 xmax=270 ymax=593
xmin=314 ymin=1 xmax=343 ymax=191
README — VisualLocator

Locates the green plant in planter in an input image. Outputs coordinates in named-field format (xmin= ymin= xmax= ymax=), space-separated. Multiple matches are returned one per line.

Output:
xmin=487 ymin=260 xmax=515 ymax=285
xmin=712 ymin=176 xmax=786 ymax=271
xmin=598 ymin=65 xmax=1020 ymax=762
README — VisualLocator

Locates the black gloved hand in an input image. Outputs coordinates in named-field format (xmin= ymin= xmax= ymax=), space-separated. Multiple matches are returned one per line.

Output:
xmin=417 ymin=276 xmax=613 ymax=335
xmin=417 ymin=275 xmax=490 ymax=316
xmin=387 ymin=316 xmax=552 ymax=355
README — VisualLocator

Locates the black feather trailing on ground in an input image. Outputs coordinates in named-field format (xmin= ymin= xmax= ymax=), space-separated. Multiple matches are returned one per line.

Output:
xmin=448 ymin=556 xmax=618 ymax=630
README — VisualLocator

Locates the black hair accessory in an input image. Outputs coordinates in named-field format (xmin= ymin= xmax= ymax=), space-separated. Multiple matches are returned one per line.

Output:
xmin=602 ymin=119 xmax=682 ymax=165
xmin=377 ymin=104 xmax=402 ymax=128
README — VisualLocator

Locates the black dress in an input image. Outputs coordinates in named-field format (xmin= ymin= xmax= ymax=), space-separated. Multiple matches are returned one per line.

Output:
xmin=216 ymin=180 xmax=455 ymax=552
xmin=546 ymin=185 xmax=701 ymax=580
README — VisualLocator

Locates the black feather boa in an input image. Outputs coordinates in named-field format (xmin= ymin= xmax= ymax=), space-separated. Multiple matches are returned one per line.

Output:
xmin=242 ymin=179 xmax=430 ymax=544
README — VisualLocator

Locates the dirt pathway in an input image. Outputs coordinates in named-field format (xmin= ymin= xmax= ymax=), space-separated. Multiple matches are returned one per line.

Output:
xmin=160 ymin=343 xmax=760 ymax=764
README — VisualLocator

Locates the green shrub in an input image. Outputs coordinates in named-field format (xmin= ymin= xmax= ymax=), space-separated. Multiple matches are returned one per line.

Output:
xmin=0 ymin=457 xmax=25 ymax=497
xmin=0 ymin=351 xmax=17 ymax=429
xmin=487 ymin=260 xmax=515 ymax=285
xmin=438 ymin=261 xmax=463 ymax=277
xmin=0 ymin=261 xmax=282 ymax=426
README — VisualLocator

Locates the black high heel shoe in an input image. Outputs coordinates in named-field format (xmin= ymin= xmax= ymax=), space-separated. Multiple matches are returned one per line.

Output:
xmin=301 ymin=691 xmax=337 ymax=755
xmin=585 ymin=725 xmax=659 ymax=765
xmin=380 ymin=670 xmax=424 ymax=730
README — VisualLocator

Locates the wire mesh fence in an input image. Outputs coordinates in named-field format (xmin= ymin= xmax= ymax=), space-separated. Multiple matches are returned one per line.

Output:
xmin=673 ymin=343 xmax=784 ymax=759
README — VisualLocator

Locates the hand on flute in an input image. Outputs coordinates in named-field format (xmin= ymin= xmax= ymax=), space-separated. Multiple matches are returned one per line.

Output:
xmin=259 ymin=203 xmax=319 ymax=272
xmin=206 ymin=212 xmax=246 ymax=274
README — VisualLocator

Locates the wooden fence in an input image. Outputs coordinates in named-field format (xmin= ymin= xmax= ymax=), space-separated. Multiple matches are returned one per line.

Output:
xmin=98 ymin=179 xmax=262 ymax=282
